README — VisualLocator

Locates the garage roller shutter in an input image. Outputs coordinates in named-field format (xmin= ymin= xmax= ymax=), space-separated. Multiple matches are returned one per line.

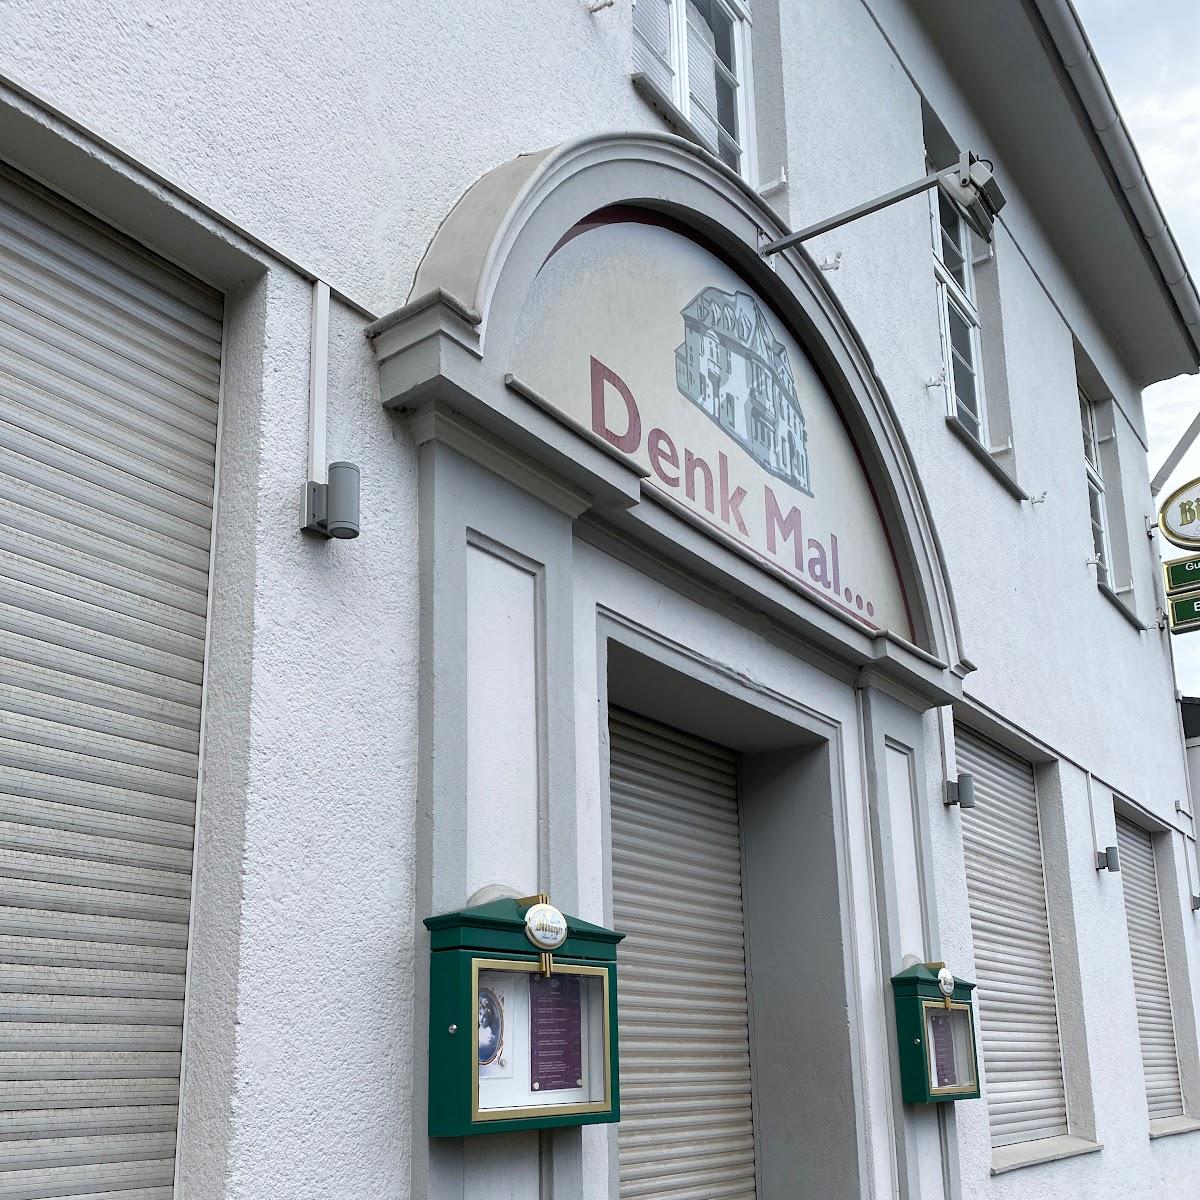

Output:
xmin=609 ymin=709 xmax=756 ymax=1200
xmin=1115 ymin=816 xmax=1183 ymax=1120
xmin=0 ymin=164 xmax=221 ymax=1197
xmin=956 ymin=727 xmax=1068 ymax=1148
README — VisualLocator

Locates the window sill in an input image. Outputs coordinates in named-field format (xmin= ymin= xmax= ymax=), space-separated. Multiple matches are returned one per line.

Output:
xmin=945 ymin=415 xmax=1029 ymax=502
xmin=1149 ymin=1115 xmax=1200 ymax=1140
xmin=630 ymin=73 xmax=710 ymax=158
xmin=1097 ymin=580 xmax=1147 ymax=631
xmin=990 ymin=1134 xmax=1102 ymax=1175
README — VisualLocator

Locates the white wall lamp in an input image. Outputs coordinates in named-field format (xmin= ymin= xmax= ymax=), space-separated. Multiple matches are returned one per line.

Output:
xmin=944 ymin=772 xmax=976 ymax=809
xmin=301 ymin=280 xmax=361 ymax=540
xmin=761 ymin=151 xmax=1006 ymax=257
xmin=1096 ymin=845 xmax=1121 ymax=872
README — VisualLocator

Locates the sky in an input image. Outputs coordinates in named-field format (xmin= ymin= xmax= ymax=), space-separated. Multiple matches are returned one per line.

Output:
xmin=1072 ymin=0 xmax=1200 ymax=691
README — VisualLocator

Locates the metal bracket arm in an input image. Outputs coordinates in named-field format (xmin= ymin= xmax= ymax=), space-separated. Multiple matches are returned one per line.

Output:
xmin=761 ymin=170 xmax=943 ymax=256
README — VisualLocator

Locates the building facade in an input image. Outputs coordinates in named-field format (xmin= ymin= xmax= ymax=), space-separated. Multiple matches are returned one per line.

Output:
xmin=1 ymin=1 xmax=1199 ymax=1198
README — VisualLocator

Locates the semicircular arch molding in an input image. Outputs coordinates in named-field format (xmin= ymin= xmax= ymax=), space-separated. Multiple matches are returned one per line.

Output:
xmin=374 ymin=131 xmax=969 ymax=688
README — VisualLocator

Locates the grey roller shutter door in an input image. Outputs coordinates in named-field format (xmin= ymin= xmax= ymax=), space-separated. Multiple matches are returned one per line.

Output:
xmin=1115 ymin=816 xmax=1183 ymax=1120
xmin=0 ymin=164 xmax=221 ymax=1197
xmin=956 ymin=728 xmax=1068 ymax=1148
xmin=609 ymin=710 xmax=756 ymax=1200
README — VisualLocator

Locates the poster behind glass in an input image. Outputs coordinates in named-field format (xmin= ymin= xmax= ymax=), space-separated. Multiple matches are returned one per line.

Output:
xmin=925 ymin=1004 xmax=975 ymax=1093
xmin=476 ymin=966 xmax=606 ymax=1114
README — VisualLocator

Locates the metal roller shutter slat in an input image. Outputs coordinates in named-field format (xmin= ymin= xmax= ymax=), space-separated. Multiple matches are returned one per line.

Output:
xmin=0 ymin=798 xmax=193 ymax=852
xmin=0 ymin=442 xmax=212 ymax=553
xmin=0 ymin=338 xmax=217 ymax=468
xmin=0 ymin=823 xmax=192 ymax=875
xmin=0 ymin=168 xmax=223 ymax=323
xmin=0 ymin=1051 xmax=178 ymax=1089
xmin=0 ymin=528 xmax=208 ymax=621
xmin=0 ymin=495 xmax=210 ymax=597
xmin=0 ymin=294 xmax=218 ymax=428
xmin=0 ymin=678 xmax=199 ymax=753
xmin=0 ymin=711 xmax=199 ymax=781
xmin=0 ymin=850 xmax=189 ymax=901
xmin=0 ymin=244 xmax=220 ymax=392
xmin=0 ymin=628 xmax=202 ymax=713
xmin=0 ymin=1106 xmax=178 ymax=1143
xmin=0 ymin=965 xmax=183 ymax=998
xmin=0 ymin=1079 xmax=177 ymax=1112
xmin=0 ymin=878 xmax=189 ymax=925
xmin=0 ymin=908 xmax=188 ymax=950
xmin=0 ymin=418 xmax=212 ymax=536
xmin=0 ymin=995 xmax=181 ymax=1025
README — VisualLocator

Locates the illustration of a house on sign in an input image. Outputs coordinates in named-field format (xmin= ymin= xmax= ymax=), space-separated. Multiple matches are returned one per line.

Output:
xmin=674 ymin=286 xmax=813 ymax=495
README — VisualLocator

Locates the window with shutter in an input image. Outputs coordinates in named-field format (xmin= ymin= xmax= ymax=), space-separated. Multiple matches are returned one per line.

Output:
xmin=956 ymin=728 xmax=1069 ymax=1147
xmin=631 ymin=0 xmax=756 ymax=181
xmin=0 ymin=163 xmax=220 ymax=1197
xmin=1115 ymin=816 xmax=1183 ymax=1121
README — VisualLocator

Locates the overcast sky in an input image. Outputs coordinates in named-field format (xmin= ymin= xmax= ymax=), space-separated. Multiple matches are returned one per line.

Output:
xmin=1071 ymin=0 xmax=1200 ymax=690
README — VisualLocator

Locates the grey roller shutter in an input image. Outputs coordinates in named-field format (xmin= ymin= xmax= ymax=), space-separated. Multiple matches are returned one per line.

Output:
xmin=633 ymin=0 xmax=677 ymax=99
xmin=609 ymin=710 xmax=756 ymax=1200
xmin=956 ymin=728 xmax=1068 ymax=1147
xmin=1115 ymin=816 xmax=1183 ymax=1120
xmin=0 ymin=164 xmax=221 ymax=1197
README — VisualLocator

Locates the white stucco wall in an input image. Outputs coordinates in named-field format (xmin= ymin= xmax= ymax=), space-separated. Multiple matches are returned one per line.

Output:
xmin=2 ymin=1 xmax=1198 ymax=1198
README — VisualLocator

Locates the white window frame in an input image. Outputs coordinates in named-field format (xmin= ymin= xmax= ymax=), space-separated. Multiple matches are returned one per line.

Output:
xmin=931 ymin=186 xmax=988 ymax=446
xmin=1080 ymin=387 xmax=1114 ymax=589
xmin=633 ymin=0 xmax=757 ymax=184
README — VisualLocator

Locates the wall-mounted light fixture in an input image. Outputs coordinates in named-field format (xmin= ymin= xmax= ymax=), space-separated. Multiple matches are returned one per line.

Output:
xmin=944 ymin=773 xmax=976 ymax=809
xmin=303 ymin=461 xmax=361 ymax=539
xmin=1096 ymin=845 xmax=1121 ymax=872
xmin=761 ymin=150 xmax=1006 ymax=258
xmin=1191 ymin=894 xmax=1200 ymax=912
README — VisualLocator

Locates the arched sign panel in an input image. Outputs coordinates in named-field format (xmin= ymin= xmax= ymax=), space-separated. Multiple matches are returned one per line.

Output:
xmin=511 ymin=216 xmax=911 ymax=637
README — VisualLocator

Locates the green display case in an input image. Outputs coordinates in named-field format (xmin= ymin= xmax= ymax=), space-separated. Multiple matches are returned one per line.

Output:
xmin=892 ymin=962 xmax=980 ymax=1105
xmin=424 ymin=896 xmax=624 ymax=1137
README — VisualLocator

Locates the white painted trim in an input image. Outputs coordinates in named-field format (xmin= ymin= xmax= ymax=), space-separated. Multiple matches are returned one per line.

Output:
xmin=307 ymin=279 xmax=330 ymax=485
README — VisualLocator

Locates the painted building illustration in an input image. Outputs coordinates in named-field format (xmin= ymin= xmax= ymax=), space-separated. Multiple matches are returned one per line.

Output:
xmin=675 ymin=286 xmax=813 ymax=494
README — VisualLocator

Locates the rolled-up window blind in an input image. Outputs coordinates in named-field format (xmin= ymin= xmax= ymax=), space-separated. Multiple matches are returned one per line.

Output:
xmin=1115 ymin=816 xmax=1183 ymax=1121
xmin=957 ymin=728 xmax=1068 ymax=1147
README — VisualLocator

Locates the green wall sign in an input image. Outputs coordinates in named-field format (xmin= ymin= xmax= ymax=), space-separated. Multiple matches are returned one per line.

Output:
xmin=1169 ymin=591 xmax=1200 ymax=635
xmin=1164 ymin=555 xmax=1200 ymax=596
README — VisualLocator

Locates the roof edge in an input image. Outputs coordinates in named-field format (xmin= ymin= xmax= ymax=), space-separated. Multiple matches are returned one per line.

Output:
xmin=1031 ymin=0 xmax=1200 ymax=369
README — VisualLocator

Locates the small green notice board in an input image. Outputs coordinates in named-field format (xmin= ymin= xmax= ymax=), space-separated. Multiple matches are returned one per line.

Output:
xmin=1163 ymin=555 xmax=1200 ymax=634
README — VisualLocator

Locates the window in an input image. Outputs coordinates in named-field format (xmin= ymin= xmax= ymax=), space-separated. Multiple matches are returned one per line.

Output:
xmin=1115 ymin=816 xmax=1184 ymax=1122
xmin=932 ymin=188 xmax=988 ymax=444
xmin=633 ymin=0 xmax=754 ymax=179
xmin=956 ymin=728 xmax=1069 ymax=1148
xmin=1079 ymin=388 xmax=1113 ymax=589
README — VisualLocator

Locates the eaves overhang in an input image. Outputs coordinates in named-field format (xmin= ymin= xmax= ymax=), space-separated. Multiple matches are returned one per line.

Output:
xmin=900 ymin=0 xmax=1200 ymax=386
